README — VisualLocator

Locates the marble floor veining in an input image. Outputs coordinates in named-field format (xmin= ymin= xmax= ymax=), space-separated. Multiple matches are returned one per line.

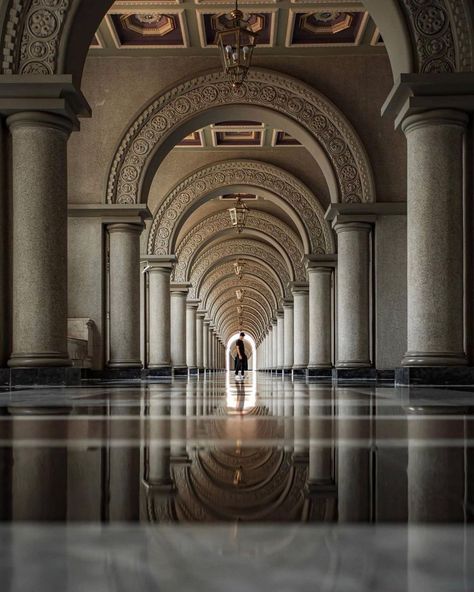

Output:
xmin=0 ymin=372 xmax=473 ymax=591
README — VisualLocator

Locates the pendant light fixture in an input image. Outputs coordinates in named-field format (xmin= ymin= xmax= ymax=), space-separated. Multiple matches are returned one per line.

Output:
xmin=216 ymin=0 xmax=258 ymax=88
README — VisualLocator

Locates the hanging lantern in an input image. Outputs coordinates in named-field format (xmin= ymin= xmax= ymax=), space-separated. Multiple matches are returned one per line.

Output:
xmin=228 ymin=195 xmax=249 ymax=233
xmin=237 ymin=305 xmax=243 ymax=315
xmin=216 ymin=1 xmax=258 ymax=88
xmin=236 ymin=288 xmax=245 ymax=301
xmin=234 ymin=259 xmax=245 ymax=279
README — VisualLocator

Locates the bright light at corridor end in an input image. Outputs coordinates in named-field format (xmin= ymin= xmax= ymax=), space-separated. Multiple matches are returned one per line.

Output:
xmin=225 ymin=332 xmax=257 ymax=411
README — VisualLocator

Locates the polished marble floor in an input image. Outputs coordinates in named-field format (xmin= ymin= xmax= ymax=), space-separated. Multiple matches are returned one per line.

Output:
xmin=0 ymin=372 xmax=473 ymax=591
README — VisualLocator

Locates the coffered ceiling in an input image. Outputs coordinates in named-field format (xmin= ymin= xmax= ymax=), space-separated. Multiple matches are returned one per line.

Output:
xmin=90 ymin=0 xmax=384 ymax=56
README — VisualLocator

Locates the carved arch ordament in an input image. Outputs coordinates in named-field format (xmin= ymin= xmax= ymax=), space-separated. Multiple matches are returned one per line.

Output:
xmin=173 ymin=209 xmax=306 ymax=283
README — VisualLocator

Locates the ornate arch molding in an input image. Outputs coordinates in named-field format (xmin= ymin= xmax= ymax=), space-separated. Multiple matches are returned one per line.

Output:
xmin=193 ymin=256 xmax=285 ymax=305
xmin=190 ymin=239 xmax=291 ymax=300
xmin=218 ymin=308 xmax=265 ymax=339
xmin=148 ymin=160 xmax=333 ymax=257
xmin=174 ymin=209 xmax=305 ymax=283
xmin=206 ymin=279 xmax=276 ymax=322
xmin=107 ymin=68 xmax=376 ymax=206
xmin=215 ymin=297 xmax=269 ymax=331
xmin=399 ymin=0 xmax=473 ymax=73
xmin=196 ymin=261 xmax=283 ymax=313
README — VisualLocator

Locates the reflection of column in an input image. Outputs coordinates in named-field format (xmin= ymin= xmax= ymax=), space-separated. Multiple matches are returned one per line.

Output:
xmin=283 ymin=301 xmax=294 ymax=372
xmin=196 ymin=311 xmax=205 ymax=370
xmin=307 ymin=266 xmax=333 ymax=369
xmin=108 ymin=223 xmax=143 ymax=368
xmin=277 ymin=311 xmax=284 ymax=370
xmin=170 ymin=283 xmax=189 ymax=373
xmin=293 ymin=382 xmax=309 ymax=456
xmin=8 ymin=113 xmax=73 ymax=368
xmin=337 ymin=389 xmax=371 ymax=521
xmin=11 ymin=408 xmax=68 ymax=520
xmin=203 ymin=319 xmax=210 ymax=369
xmin=171 ymin=387 xmax=187 ymax=459
xmin=146 ymin=257 xmax=175 ymax=372
xmin=186 ymin=299 xmax=199 ymax=373
xmin=292 ymin=283 xmax=309 ymax=371
xmin=108 ymin=394 xmax=140 ymax=520
xmin=407 ymin=408 xmax=465 ymax=522
xmin=402 ymin=111 xmax=468 ymax=366
xmin=146 ymin=387 xmax=172 ymax=487
xmin=334 ymin=222 xmax=371 ymax=368
xmin=283 ymin=381 xmax=294 ymax=452
xmin=308 ymin=384 xmax=334 ymax=486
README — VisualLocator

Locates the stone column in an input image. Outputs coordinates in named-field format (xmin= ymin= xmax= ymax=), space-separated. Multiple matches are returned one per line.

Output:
xmin=334 ymin=222 xmax=371 ymax=368
xmin=272 ymin=319 xmax=278 ymax=370
xmin=146 ymin=257 xmax=175 ymax=373
xmin=292 ymin=283 xmax=309 ymax=371
xmin=7 ymin=112 xmax=73 ymax=368
xmin=196 ymin=311 xmax=205 ymax=370
xmin=307 ymin=266 xmax=333 ymax=369
xmin=170 ymin=283 xmax=190 ymax=374
xmin=203 ymin=319 xmax=210 ymax=369
xmin=277 ymin=311 xmax=284 ymax=370
xmin=108 ymin=223 xmax=143 ymax=368
xmin=268 ymin=326 xmax=273 ymax=370
xmin=283 ymin=301 xmax=294 ymax=372
xmin=402 ymin=110 xmax=468 ymax=366
xmin=186 ymin=300 xmax=200 ymax=373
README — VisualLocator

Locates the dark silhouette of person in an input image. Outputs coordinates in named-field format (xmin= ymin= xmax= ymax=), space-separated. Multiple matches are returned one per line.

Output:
xmin=235 ymin=332 xmax=248 ymax=380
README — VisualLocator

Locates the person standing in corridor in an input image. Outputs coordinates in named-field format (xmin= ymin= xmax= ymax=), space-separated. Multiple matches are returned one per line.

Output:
xmin=235 ymin=332 xmax=248 ymax=380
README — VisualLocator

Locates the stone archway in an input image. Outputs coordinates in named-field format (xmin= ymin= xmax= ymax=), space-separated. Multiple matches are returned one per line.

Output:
xmin=189 ymin=239 xmax=292 ymax=300
xmin=107 ymin=69 xmax=376 ymax=206
xmin=172 ymin=209 xmax=306 ymax=283
xmin=147 ymin=160 xmax=333 ymax=257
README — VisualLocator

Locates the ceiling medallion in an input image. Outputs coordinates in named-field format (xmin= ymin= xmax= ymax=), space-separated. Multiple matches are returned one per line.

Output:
xmin=301 ymin=12 xmax=353 ymax=35
xmin=121 ymin=13 xmax=176 ymax=37
xmin=216 ymin=0 xmax=258 ymax=88
xmin=228 ymin=194 xmax=249 ymax=233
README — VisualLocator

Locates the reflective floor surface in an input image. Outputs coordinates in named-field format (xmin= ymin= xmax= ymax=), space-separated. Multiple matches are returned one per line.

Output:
xmin=0 ymin=372 xmax=473 ymax=591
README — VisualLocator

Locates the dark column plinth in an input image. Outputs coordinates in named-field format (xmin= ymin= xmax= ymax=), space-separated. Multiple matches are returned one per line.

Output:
xmin=395 ymin=366 xmax=474 ymax=386
xmin=9 ymin=367 xmax=81 ymax=387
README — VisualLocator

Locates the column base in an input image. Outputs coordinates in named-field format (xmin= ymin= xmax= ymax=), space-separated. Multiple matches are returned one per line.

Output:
xmin=143 ymin=367 xmax=172 ymax=378
xmin=84 ymin=368 xmax=143 ymax=380
xmin=292 ymin=368 xmax=306 ymax=378
xmin=6 ymin=367 xmax=81 ymax=387
xmin=188 ymin=367 xmax=199 ymax=376
xmin=8 ymin=352 xmax=71 ymax=368
xmin=332 ymin=367 xmax=377 ymax=382
xmin=307 ymin=368 xmax=333 ymax=379
xmin=401 ymin=351 xmax=468 ymax=366
xmin=107 ymin=360 xmax=142 ymax=369
xmin=173 ymin=367 xmax=188 ymax=376
xmin=395 ymin=366 xmax=474 ymax=386
xmin=336 ymin=360 xmax=371 ymax=368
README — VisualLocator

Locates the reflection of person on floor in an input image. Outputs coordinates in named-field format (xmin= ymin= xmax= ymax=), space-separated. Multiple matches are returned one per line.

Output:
xmin=236 ymin=379 xmax=246 ymax=412
xmin=235 ymin=332 xmax=248 ymax=381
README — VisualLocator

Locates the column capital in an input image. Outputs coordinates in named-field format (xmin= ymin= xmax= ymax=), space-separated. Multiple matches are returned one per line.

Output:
xmin=282 ymin=299 xmax=294 ymax=309
xmin=381 ymin=72 xmax=474 ymax=129
xmin=69 ymin=204 xmax=151 ymax=225
xmin=7 ymin=111 xmax=74 ymax=135
xmin=186 ymin=299 xmax=200 ymax=309
xmin=276 ymin=310 xmax=284 ymax=319
xmin=0 ymin=75 xmax=91 ymax=129
xmin=170 ymin=282 xmax=191 ymax=294
xmin=401 ymin=109 xmax=469 ymax=136
xmin=196 ymin=310 xmax=207 ymax=319
xmin=332 ymin=221 xmax=373 ymax=234
xmin=142 ymin=255 xmax=177 ymax=273
xmin=289 ymin=282 xmax=309 ymax=294
xmin=305 ymin=254 xmax=337 ymax=271
xmin=107 ymin=222 xmax=144 ymax=235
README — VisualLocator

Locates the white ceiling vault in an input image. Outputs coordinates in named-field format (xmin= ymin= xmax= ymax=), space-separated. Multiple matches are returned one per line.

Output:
xmin=90 ymin=0 xmax=384 ymax=57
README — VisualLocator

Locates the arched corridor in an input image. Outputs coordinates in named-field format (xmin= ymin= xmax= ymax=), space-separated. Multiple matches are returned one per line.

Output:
xmin=1 ymin=0 xmax=474 ymax=588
